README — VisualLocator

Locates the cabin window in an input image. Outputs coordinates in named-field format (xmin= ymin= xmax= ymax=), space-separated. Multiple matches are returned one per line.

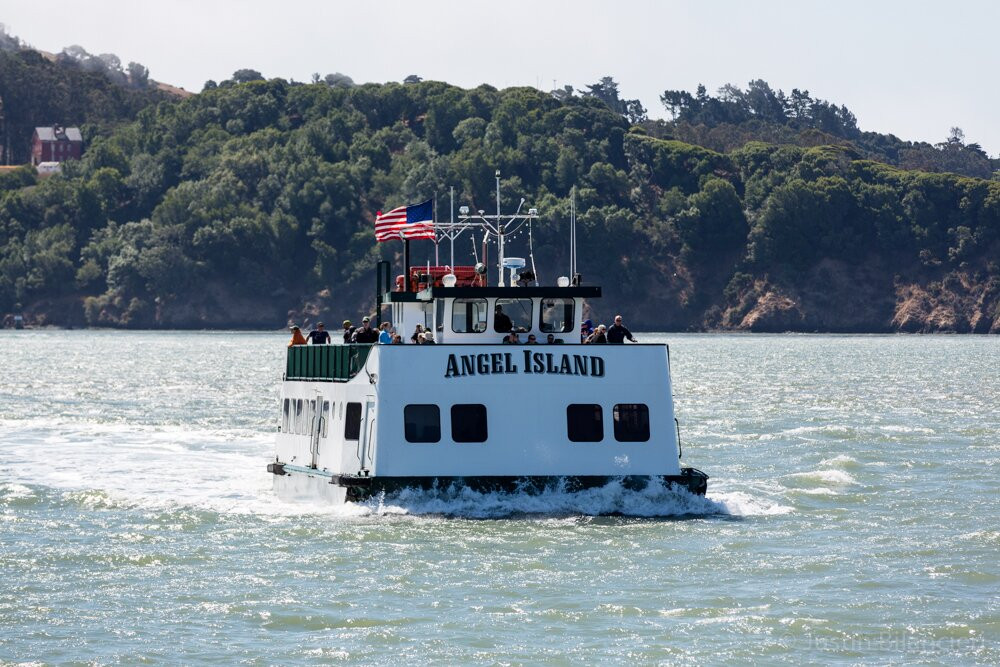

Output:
xmin=540 ymin=298 xmax=575 ymax=333
xmin=567 ymin=404 xmax=604 ymax=442
xmin=282 ymin=398 xmax=290 ymax=432
xmin=494 ymin=298 xmax=532 ymax=333
xmin=344 ymin=402 xmax=362 ymax=441
xmin=451 ymin=404 xmax=488 ymax=443
xmin=295 ymin=399 xmax=304 ymax=434
xmin=322 ymin=401 xmax=330 ymax=437
xmin=404 ymin=404 xmax=441 ymax=443
xmin=308 ymin=400 xmax=316 ymax=434
xmin=613 ymin=404 xmax=650 ymax=442
xmin=452 ymin=298 xmax=488 ymax=333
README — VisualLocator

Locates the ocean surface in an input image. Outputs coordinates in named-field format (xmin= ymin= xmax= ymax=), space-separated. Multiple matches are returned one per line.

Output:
xmin=1 ymin=331 xmax=997 ymax=664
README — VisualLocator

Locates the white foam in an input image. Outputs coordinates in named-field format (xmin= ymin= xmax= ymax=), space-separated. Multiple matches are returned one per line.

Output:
xmin=783 ymin=469 xmax=857 ymax=486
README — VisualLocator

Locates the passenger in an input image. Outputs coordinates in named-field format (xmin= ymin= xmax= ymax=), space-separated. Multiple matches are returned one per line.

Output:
xmin=410 ymin=324 xmax=425 ymax=344
xmin=422 ymin=331 xmax=436 ymax=345
xmin=287 ymin=325 xmax=307 ymax=347
xmin=546 ymin=333 xmax=556 ymax=344
xmin=306 ymin=322 xmax=331 ymax=345
xmin=494 ymin=304 xmax=513 ymax=333
xmin=585 ymin=325 xmax=608 ymax=344
xmin=510 ymin=332 xmax=522 ymax=344
xmin=342 ymin=320 xmax=355 ymax=344
xmin=606 ymin=315 xmax=637 ymax=344
xmin=526 ymin=334 xmax=538 ymax=344
xmin=352 ymin=316 xmax=379 ymax=344
xmin=391 ymin=334 xmax=403 ymax=344
xmin=580 ymin=318 xmax=594 ymax=343
xmin=378 ymin=322 xmax=392 ymax=344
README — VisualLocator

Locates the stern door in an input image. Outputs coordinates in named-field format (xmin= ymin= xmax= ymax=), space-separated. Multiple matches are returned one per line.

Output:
xmin=357 ymin=398 xmax=376 ymax=473
xmin=309 ymin=395 xmax=326 ymax=469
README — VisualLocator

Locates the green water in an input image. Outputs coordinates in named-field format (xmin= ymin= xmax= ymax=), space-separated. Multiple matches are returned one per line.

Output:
xmin=1 ymin=331 xmax=997 ymax=663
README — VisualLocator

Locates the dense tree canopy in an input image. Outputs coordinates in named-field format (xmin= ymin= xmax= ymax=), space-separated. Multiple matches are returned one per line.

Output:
xmin=1 ymin=54 xmax=999 ymax=330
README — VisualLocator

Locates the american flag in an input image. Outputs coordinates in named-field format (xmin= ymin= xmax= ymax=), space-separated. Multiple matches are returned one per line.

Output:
xmin=374 ymin=199 xmax=435 ymax=242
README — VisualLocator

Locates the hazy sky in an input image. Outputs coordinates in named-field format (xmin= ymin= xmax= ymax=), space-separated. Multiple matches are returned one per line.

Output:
xmin=5 ymin=0 xmax=999 ymax=155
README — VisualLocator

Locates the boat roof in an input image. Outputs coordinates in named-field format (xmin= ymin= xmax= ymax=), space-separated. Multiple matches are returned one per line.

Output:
xmin=383 ymin=286 xmax=601 ymax=303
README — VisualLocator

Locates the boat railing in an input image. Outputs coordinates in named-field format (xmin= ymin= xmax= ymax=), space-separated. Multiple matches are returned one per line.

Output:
xmin=286 ymin=344 xmax=373 ymax=381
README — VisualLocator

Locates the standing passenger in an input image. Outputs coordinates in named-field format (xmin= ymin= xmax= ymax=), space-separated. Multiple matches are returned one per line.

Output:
xmin=606 ymin=315 xmax=637 ymax=344
xmin=580 ymin=318 xmax=594 ymax=343
xmin=410 ymin=324 xmax=425 ymax=344
xmin=288 ymin=325 xmax=307 ymax=347
xmin=342 ymin=320 xmax=355 ymax=344
xmin=352 ymin=317 xmax=379 ymax=344
xmin=306 ymin=322 xmax=331 ymax=344
xmin=378 ymin=322 xmax=392 ymax=344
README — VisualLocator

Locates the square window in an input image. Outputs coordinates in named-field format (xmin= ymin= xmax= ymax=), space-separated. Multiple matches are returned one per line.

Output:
xmin=451 ymin=404 xmax=487 ymax=443
xmin=613 ymin=404 xmax=649 ymax=442
xmin=567 ymin=404 xmax=603 ymax=442
xmin=404 ymin=404 xmax=440 ymax=443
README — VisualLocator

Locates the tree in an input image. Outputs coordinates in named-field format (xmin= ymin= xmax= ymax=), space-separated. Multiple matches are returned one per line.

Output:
xmin=232 ymin=68 xmax=264 ymax=83
xmin=127 ymin=61 xmax=149 ymax=88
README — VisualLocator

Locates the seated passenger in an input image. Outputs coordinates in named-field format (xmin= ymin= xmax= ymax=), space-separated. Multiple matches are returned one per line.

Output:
xmin=580 ymin=318 xmax=594 ymax=343
xmin=526 ymin=334 xmax=538 ymax=344
xmin=585 ymin=325 xmax=608 ymax=344
xmin=410 ymin=324 xmax=425 ymax=344
xmin=546 ymin=333 xmax=556 ymax=344
xmin=422 ymin=331 xmax=436 ymax=345
xmin=391 ymin=333 xmax=403 ymax=344
xmin=306 ymin=322 xmax=330 ymax=345
xmin=288 ymin=325 xmax=307 ymax=347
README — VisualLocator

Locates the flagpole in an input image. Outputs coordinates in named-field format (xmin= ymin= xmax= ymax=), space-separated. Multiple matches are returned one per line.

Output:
xmin=433 ymin=195 xmax=439 ymax=266
xmin=403 ymin=235 xmax=411 ymax=293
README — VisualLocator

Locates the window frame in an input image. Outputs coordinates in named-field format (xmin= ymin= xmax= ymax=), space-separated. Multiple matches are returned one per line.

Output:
xmin=613 ymin=403 xmax=650 ymax=442
xmin=451 ymin=298 xmax=489 ymax=334
xmin=451 ymin=404 xmax=488 ymax=443
xmin=567 ymin=404 xmax=604 ymax=442
xmin=404 ymin=404 xmax=441 ymax=443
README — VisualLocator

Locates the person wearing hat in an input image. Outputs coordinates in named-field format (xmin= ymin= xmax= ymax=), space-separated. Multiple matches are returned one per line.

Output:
xmin=342 ymin=320 xmax=355 ymax=344
xmin=580 ymin=318 xmax=594 ymax=343
xmin=352 ymin=316 xmax=379 ymax=344
xmin=306 ymin=322 xmax=330 ymax=345
xmin=288 ymin=325 xmax=307 ymax=347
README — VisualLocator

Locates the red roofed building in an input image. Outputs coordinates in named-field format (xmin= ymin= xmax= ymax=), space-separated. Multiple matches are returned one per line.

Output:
xmin=32 ymin=126 xmax=83 ymax=165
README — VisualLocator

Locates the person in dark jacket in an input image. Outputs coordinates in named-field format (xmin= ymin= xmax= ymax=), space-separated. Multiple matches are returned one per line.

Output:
xmin=585 ymin=325 xmax=607 ymax=344
xmin=342 ymin=320 xmax=355 ymax=344
xmin=306 ymin=322 xmax=331 ymax=344
xmin=606 ymin=315 xmax=637 ymax=344
xmin=494 ymin=305 xmax=513 ymax=333
xmin=352 ymin=317 xmax=379 ymax=343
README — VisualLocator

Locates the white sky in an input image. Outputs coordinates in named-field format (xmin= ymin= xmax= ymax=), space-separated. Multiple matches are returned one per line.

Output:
xmin=4 ymin=0 xmax=999 ymax=155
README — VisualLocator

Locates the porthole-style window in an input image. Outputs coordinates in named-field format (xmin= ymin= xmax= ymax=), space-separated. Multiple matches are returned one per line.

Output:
xmin=613 ymin=404 xmax=650 ymax=442
xmin=451 ymin=404 xmax=488 ymax=443
xmin=404 ymin=405 xmax=441 ymax=443
xmin=567 ymin=404 xmax=603 ymax=442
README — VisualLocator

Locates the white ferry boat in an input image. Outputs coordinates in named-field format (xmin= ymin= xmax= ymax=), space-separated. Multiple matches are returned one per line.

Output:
xmin=267 ymin=180 xmax=708 ymax=503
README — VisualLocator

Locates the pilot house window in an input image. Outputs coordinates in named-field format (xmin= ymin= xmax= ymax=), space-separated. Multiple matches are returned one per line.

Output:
xmin=567 ymin=404 xmax=603 ymax=442
xmin=404 ymin=404 xmax=440 ymax=443
xmin=494 ymin=298 xmax=532 ymax=333
xmin=452 ymin=298 xmax=488 ymax=333
xmin=541 ymin=298 xmax=575 ymax=333
xmin=613 ymin=404 xmax=650 ymax=442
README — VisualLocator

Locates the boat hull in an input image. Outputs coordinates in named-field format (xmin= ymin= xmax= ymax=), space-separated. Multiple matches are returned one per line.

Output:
xmin=269 ymin=463 xmax=708 ymax=502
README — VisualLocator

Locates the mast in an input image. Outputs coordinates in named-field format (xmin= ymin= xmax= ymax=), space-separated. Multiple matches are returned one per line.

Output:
xmin=496 ymin=170 xmax=505 ymax=286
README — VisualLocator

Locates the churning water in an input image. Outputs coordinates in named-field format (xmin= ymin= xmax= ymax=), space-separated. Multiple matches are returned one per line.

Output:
xmin=1 ymin=331 xmax=997 ymax=663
